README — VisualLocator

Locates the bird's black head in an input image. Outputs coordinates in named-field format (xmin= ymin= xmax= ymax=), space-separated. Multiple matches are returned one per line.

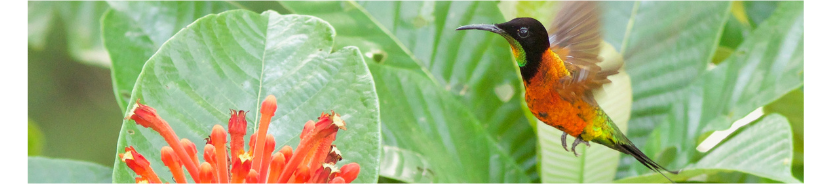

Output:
xmin=457 ymin=17 xmax=550 ymax=68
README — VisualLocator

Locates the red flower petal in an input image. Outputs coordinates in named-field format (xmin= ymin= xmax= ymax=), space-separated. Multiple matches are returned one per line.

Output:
xmin=339 ymin=162 xmax=360 ymax=183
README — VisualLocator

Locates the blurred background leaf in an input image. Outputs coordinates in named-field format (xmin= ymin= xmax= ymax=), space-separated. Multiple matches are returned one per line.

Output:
xmin=28 ymin=119 xmax=45 ymax=156
xmin=743 ymin=1 xmax=779 ymax=29
xmin=103 ymin=1 xmax=239 ymax=111
xmin=28 ymin=13 xmax=123 ymax=166
xmin=110 ymin=10 xmax=381 ymax=183
xmin=28 ymin=156 xmax=113 ymax=183
xmin=28 ymin=1 xmax=111 ymax=67
xmin=497 ymin=1 xmax=559 ymax=30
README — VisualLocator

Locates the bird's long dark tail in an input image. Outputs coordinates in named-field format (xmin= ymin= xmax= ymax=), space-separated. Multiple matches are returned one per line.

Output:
xmin=616 ymin=143 xmax=680 ymax=182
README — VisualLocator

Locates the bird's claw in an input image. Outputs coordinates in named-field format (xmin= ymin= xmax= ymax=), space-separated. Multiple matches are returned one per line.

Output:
xmin=561 ymin=132 xmax=569 ymax=152
xmin=571 ymin=136 xmax=590 ymax=157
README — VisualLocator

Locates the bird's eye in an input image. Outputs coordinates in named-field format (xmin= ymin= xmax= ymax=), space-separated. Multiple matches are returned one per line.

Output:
xmin=518 ymin=27 xmax=529 ymax=38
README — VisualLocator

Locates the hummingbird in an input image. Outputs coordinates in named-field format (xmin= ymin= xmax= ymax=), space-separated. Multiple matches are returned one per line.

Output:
xmin=456 ymin=2 xmax=678 ymax=181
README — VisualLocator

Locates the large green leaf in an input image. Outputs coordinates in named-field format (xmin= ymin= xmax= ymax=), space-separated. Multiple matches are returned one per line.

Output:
xmin=616 ymin=114 xmax=799 ymax=183
xmin=27 ymin=1 xmax=110 ymax=67
xmin=280 ymin=1 xmax=531 ymax=182
xmin=633 ymin=1 xmax=803 ymax=180
xmin=103 ymin=1 xmax=239 ymax=111
xmin=29 ymin=156 xmax=112 ymax=183
xmin=111 ymin=10 xmax=380 ymax=183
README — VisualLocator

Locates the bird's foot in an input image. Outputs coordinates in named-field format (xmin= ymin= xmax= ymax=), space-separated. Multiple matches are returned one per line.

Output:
xmin=560 ymin=132 xmax=569 ymax=152
xmin=571 ymin=136 xmax=590 ymax=157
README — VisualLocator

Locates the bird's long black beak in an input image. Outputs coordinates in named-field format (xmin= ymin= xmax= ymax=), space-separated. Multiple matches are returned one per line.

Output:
xmin=456 ymin=24 xmax=505 ymax=34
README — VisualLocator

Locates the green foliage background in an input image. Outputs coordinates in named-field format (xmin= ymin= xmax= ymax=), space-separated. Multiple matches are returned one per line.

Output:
xmin=28 ymin=1 xmax=803 ymax=183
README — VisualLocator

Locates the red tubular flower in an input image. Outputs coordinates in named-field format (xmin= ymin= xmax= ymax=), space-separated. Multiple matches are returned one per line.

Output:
xmin=304 ymin=132 xmax=337 ymax=172
xmin=277 ymin=112 xmax=346 ymax=183
xmin=279 ymin=146 xmax=293 ymax=162
xmin=202 ymin=144 xmax=219 ymax=182
xmin=128 ymin=100 xmax=201 ymax=183
xmin=160 ymin=146 xmax=186 ymax=183
xmin=119 ymin=146 xmax=161 ymax=183
xmin=248 ymin=133 xmax=257 ymax=154
xmin=198 ymin=162 xmax=215 ymax=183
xmin=230 ymin=152 xmax=252 ymax=183
xmin=266 ymin=152 xmax=286 ymax=183
xmin=339 ymin=163 xmax=360 ymax=183
xmin=120 ymin=96 xmax=361 ymax=183
xmin=258 ymin=134 xmax=276 ymax=181
xmin=203 ymin=144 xmax=216 ymax=168
xmin=300 ymin=120 xmax=314 ymax=140
xmin=227 ymin=109 xmax=247 ymax=160
xmin=295 ymin=165 xmax=311 ymax=183
xmin=210 ymin=125 xmax=229 ymax=183
xmin=299 ymin=120 xmax=338 ymax=175
xmin=180 ymin=139 xmax=199 ymax=168
xmin=251 ymin=95 xmax=277 ymax=176
xmin=330 ymin=177 xmax=345 ymax=183
xmin=309 ymin=163 xmax=337 ymax=183
xmin=245 ymin=169 xmax=259 ymax=183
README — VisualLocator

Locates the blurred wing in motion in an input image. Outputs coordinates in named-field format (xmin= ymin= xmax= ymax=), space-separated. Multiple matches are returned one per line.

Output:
xmin=548 ymin=1 xmax=620 ymax=104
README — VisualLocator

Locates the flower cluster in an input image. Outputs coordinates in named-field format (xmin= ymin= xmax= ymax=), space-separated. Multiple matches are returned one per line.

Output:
xmin=120 ymin=95 xmax=359 ymax=183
